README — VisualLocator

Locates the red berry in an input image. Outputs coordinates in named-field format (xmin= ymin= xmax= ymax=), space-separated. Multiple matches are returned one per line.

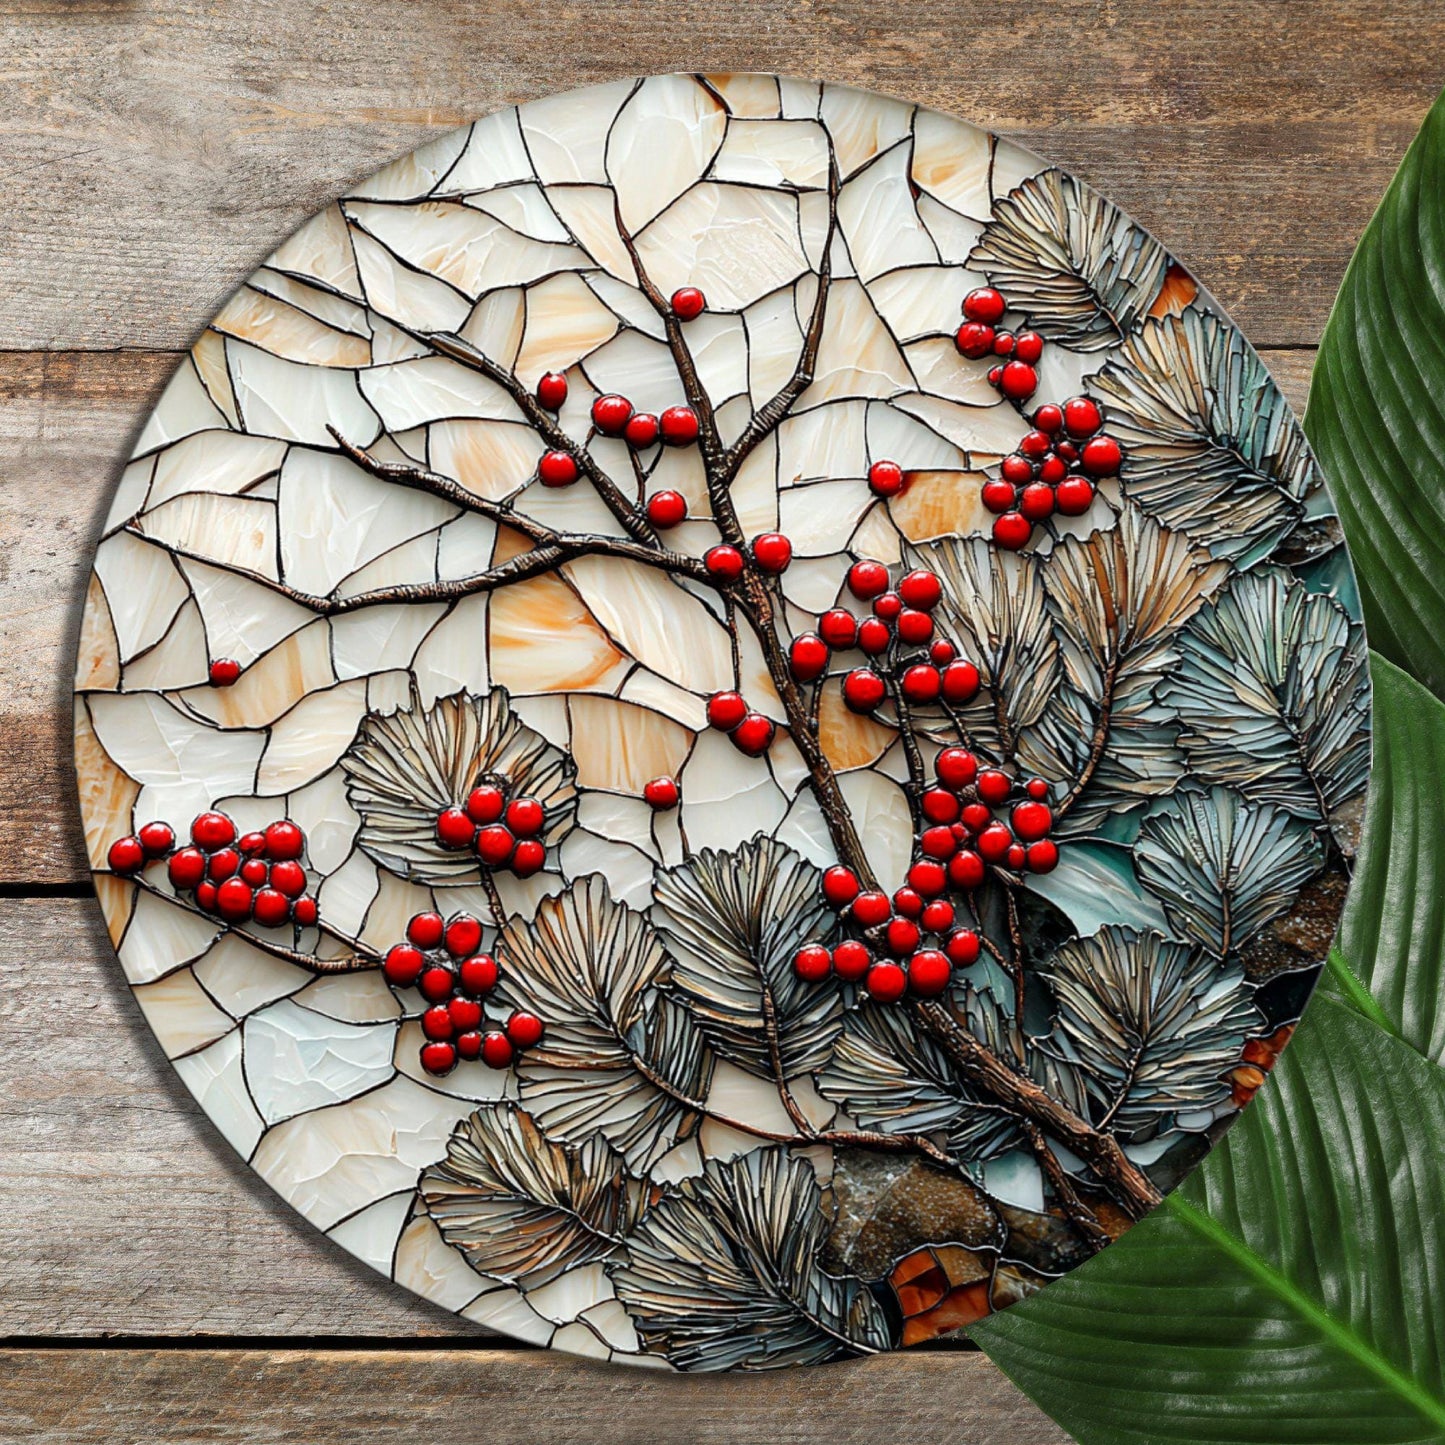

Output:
xmin=660 ymin=405 xmax=700 ymax=446
xmin=752 ymin=532 xmax=793 ymax=572
xmin=987 ymin=365 xmax=1002 ymax=386
xmin=1081 ymin=435 xmax=1123 ymax=478
xmin=1019 ymin=430 xmax=1052 ymax=460
xmin=238 ymin=831 xmax=267 ymax=857
xmin=842 ymin=668 xmax=887 ymax=714
xmin=857 ymin=617 xmax=891 ymax=655
xmin=195 ymin=881 xmax=218 ymax=912
xmin=852 ymin=891 xmax=891 ymax=927
xmin=961 ymin=802 xmax=991 ymax=833
xmin=240 ymin=857 xmax=269 ymax=887
xmin=921 ymin=788 xmax=960 ymax=825
xmin=1063 ymin=396 xmax=1103 ymax=439
xmin=270 ymin=860 xmax=306 ymax=897
xmin=819 ymin=609 xmax=858 ymax=649
xmin=940 ymin=660 xmax=981 ymax=705
xmin=793 ymin=944 xmax=832 ymax=983
xmin=948 ymin=850 xmax=985 ymax=890
xmin=384 ymin=944 xmax=426 ymax=988
xmin=264 ymin=821 xmax=304 ymax=861
xmin=1001 ymin=453 xmax=1034 ymax=485
xmin=420 ymin=1041 xmax=458 ymax=1076
xmin=1055 ymin=440 xmax=1079 ymax=462
xmin=206 ymin=848 xmax=240 ymax=882
xmin=624 ymin=412 xmax=660 ymax=449
xmin=591 ymin=394 xmax=632 ymax=435
xmin=908 ymin=950 xmax=952 ymax=997
xmin=422 ymin=1005 xmax=455 ymax=1042
xmin=1020 ymin=483 xmax=1055 ymax=521
xmin=1034 ymin=404 xmax=1064 ymax=434
xmin=646 ymin=489 xmax=688 ymax=528
xmin=456 ymin=1031 xmax=483 ymax=1061
xmin=671 ymin=286 xmax=706 ymax=320
xmin=707 ymin=691 xmax=748 ymax=730
xmin=481 ymin=1031 xmax=515 ymax=1069
xmin=448 ymin=995 xmax=483 ymax=1033
xmin=253 ymin=888 xmax=290 ymax=928
xmin=999 ymin=361 xmax=1038 ymax=401
xmin=977 ymin=822 xmax=1014 ymax=863
xmin=977 ymin=770 xmax=1011 ymax=806
xmin=1014 ymin=331 xmax=1044 ymax=364
xmin=445 ymin=915 xmax=483 ymax=959
xmin=436 ymin=806 xmax=477 ymax=849
xmin=865 ymin=961 xmax=908 ymax=1003
xmin=955 ymin=321 xmax=996 ymax=359
xmin=936 ymin=747 xmax=978 ymax=790
xmin=993 ymin=512 xmax=1033 ymax=550
xmin=868 ymin=459 xmax=904 ymax=498
xmin=945 ymin=929 xmax=982 ymax=967
xmin=138 ymin=821 xmax=175 ymax=858
xmin=536 ymin=371 xmax=567 ymax=411
xmin=476 ymin=825 xmax=516 ymax=867
xmin=921 ymin=898 xmax=955 ymax=933
xmin=465 ymin=785 xmax=505 ymax=824
xmin=1012 ymin=801 xmax=1054 ymax=842
xmin=822 ymin=865 xmax=861 ymax=907
xmin=216 ymin=877 xmax=253 ymax=922
xmin=789 ymin=633 xmax=829 ymax=682
xmin=898 ymin=569 xmax=943 ymax=611
xmin=168 ymin=846 xmax=206 ymax=890
xmin=538 ymin=450 xmax=579 ymax=487
xmin=930 ymin=639 xmax=956 ymax=665
xmin=408 ymin=912 xmax=445 ymax=949
xmin=872 ymin=591 xmax=903 ymax=622
xmin=981 ymin=479 xmax=1017 ymax=514
xmin=886 ymin=917 xmax=921 ymax=956
xmin=992 ymin=330 xmax=1016 ymax=357
xmin=107 ymin=835 xmax=145 ymax=874
xmin=1027 ymin=777 xmax=1050 ymax=801
xmin=1055 ymin=477 xmax=1096 ymax=516
xmin=419 ymin=965 xmax=455 ymax=1004
xmin=191 ymin=811 xmax=236 ymax=851
xmin=643 ymin=776 xmax=680 ymax=810
xmin=1007 ymin=843 xmax=1027 ymax=870
xmin=1027 ymin=839 xmax=1060 ymax=874
xmin=832 ymin=939 xmax=872 ymax=981
xmin=506 ymin=1011 xmax=545 ymax=1048
xmin=208 ymin=657 xmax=241 ymax=687
xmin=292 ymin=897 xmax=318 ymax=927
xmin=920 ymin=826 xmax=957 ymax=860
xmin=901 ymin=664 xmax=941 ymax=704
xmin=847 ymin=560 xmax=890 ymax=600
xmin=730 ymin=713 xmax=775 ymax=757
xmin=892 ymin=887 xmax=923 ymax=918
xmin=907 ymin=859 xmax=948 ymax=897
xmin=705 ymin=544 xmax=745 ymax=581
xmin=458 ymin=954 xmax=499 ymax=997
xmin=506 ymin=797 xmax=545 ymax=838
xmin=963 ymin=287 xmax=1006 ymax=325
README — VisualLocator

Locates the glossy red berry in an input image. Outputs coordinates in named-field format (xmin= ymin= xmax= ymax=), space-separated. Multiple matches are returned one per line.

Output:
xmin=1012 ymin=801 xmax=1054 ymax=842
xmin=624 ymin=412 xmax=660 ymax=449
xmin=981 ymin=479 xmax=1017 ymax=514
xmin=851 ymin=891 xmax=891 ymax=928
xmin=436 ymin=806 xmax=476 ymax=849
xmin=987 ymin=365 xmax=1002 ymax=386
xmin=752 ymin=532 xmax=793 ymax=573
xmin=216 ymin=877 xmax=253 ymax=922
xmin=168 ymin=846 xmax=206 ymax=890
xmin=265 ymin=821 xmax=304 ymax=861
xmin=1020 ymin=483 xmax=1055 ymax=521
xmin=1019 ymin=431 xmax=1052 ymax=462
xmin=1014 ymin=331 xmax=1044 ymax=364
xmin=481 ymin=1031 xmax=515 ymax=1069
xmin=419 ymin=965 xmax=455 ymax=1004
xmin=455 ymin=1030 xmax=483 ymax=1061
xmin=892 ymin=887 xmax=923 ymax=919
xmin=422 ymin=1005 xmax=455 ymax=1042
xmin=536 ymin=371 xmax=568 ymax=411
xmin=901 ymin=664 xmax=941 ymax=704
xmin=898 ymin=602 xmax=936 ymax=641
xmin=789 ymin=633 xmax=829 ymax=682
xmin=705 ymin=544 xmax=745 ymax=582
xmin=591 ymin=394 xmax=632 ymax=435
xmin=908 ymin=950 xmax=952 ymax=997
xmin=1055 ymin=440 xmax=1079 ymax=462
xmin=208 ymin=657 xmax=242 ymax=687
xmin=945 ymin=929 xmax=982 ymax=967
xmin=1034 ymin=403 xmax=1064 ymax=434
xmin=948 ymin=850 xmax=985 ymax=890
xmin=240 ymin=857 xmax=269 ymax=887
xmin=955 ymin=321 xmax=995 ymax=359
xmin=1026 ymin=777 xmax=1050 ymax=801
xmin=191 ymin=811 xmax=236 ymax=851
xmin=107 ymin=835 xmax=145 ymax=874
xmin=448 ymin=995 xmax=483 ymax=1033
xmin=195 ymin=881 xmax=218 ymax=912
xmin=842 ymin=668 xmax=887 ymax=714
xmin=832 ymin=939 xmax=872 ymax=981
xmin=865 ymin=961 xmax=908 ymax=1003
xmin=960 ymin=803 xmax=991 ymax=834
xmin=941 ymin=661 xmax=981 ymax=705
xmin=930 ymin=639 xmax=956 ymax=665
xmin=886 ymin=917 xmax=921 ymax=956
xmin=420 ymin=1041 xmax=458 ymax=1076
xmin=977 ymin=769 xmax=1011 ymax=806
xmin=271 ymin=860 xmax=306 ymax=897
xmin=138 ymin=821 xmax=175 ymax=858
xmin=506 ymin=1011 xmax=545 ymax=1048
xmin=962 ymin=287 xmax=1006 ymax=325
xmin=872 ymin=591 xmax=902 ymax=622
xmin=238 ymin=831 xmax=267 ymax=857
xmin=1055 ymin=477 xmax=1096 ymax=516
xmin=920 ymin=825 xmax=958 ymax=861
xmin=1081 ymin=435 xmax=1123 ymax=478
xmin=646 ymin=490 xmax=688 ymax=528
xmin=977 ymin=822 xmax=1014 ymax=863
xmin=671 ymin=286 xmax=706 ymax=320
xmin=253 ymin=888 xmax=290 ymax=928
xmin=921 ymin=788 xmax=960 ymax=825
xmin=731 ymin=713 xmax=775 ymax=757
xmin=476 ymin=825 xmax=516 ymax=867
xmin=1001 ymin=453 xmax=1034 ymax=485
xmin=935 ymin=747 xmax=979 ymax=790
xmin=907 ymin=859 xmax=948 ymax=897
xmin=206 ymin=848 xmax=240 ymax=882
xmin=459 ymin=954 xmax=499 ymax=997
xmin=383 ymin=944 xmax=426 ymax=988
xmin=506 ymin=797 xmax=544 ymax=837
xmin=1027 ymin=839 xmax=1060 ymax=874
xmin=898 ymin=569 xmax=942 ymax=611
xmin=992 ymin=330 xmax=1016 ymax=356
xmin=857 ymin=617 xmax=891 ymax=655
xmin=993 ymin=512 xmax=1032 ymax=550
xmin=868 ymin=459 xmax=904 ymax=498
xmin=293 ymin=897 xmax=318 ymax=927
xmin=818 ymin=609 xmax=858 ymax=649
xmin=445 ymin=915 xmax=483 ymax=959
xmin=1063 ymin=396 xmax=1103 ymax=439
xmin=538 ymin=450 xmax=579 ymax=487
xmin=660 ymin=405 xmax=700 ymax=446
xmin=466 ymin=785 xmax=505 ymax=824
xmin=921 ymin=898 xmax=955 ymax=933
xmin=998 ymin=361 xmax=1038 ymax=401
xmin=1007 ymin=844 xmax=1028 ymax=870
xmin=407 ymin=911 xmax=445 ymax=949
xmin=707 ymin=691 xmax=748 ymax=731
xmin=643 ymin=776 xmax=680 ymax=810
xmin=847 ymin=560 xmax=890 ymax=600
xmin=793 ymin=944 xmax=832 ymax=983
xmin=822 ymin=865 xmax=861 ymax=907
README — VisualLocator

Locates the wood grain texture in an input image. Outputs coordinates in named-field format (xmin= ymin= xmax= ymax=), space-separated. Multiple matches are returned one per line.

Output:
xmin=0 ymin=349 xmax=1316 ymax=885
xmin=0 ymin=1347 xmax=1069 ymax=1444
xmin=1 ymin=0 xmax=1441 ymax=351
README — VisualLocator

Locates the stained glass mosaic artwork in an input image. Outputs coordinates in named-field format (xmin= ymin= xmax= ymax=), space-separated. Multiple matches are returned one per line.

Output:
xmin=73 ymin=73 xmax=1371 ymax=1368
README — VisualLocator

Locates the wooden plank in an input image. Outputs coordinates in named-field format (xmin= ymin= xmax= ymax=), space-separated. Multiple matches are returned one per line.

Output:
xmin=0 ymin=347 xmax=1317 ymax=885
xmin=0 ymin=1347 xmax=1068 ymax=1443
xmin=0 ymin=1 xmax=1438 ymax=350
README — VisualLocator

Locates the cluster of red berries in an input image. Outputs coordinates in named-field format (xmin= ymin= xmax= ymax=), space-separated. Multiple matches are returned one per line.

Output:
xmin=983 ymin=397 xmax=1123 ymax=550
xmin=787 ymin=561 xmax=980 ymax=716
xmin=705 ymin=690 xmax=777 ymax=757
xmin=106 ymin=812 xmax=320 ymax=929
xmin=954 ymin=287 xmax=1042 ymax=403
xmin=702 ymin=530 xmax=793 ymax=584
xmin=434 ymin=783 xmax=549 ymax=878
xmin=382 ymin=910 xmax=544 ymax=1077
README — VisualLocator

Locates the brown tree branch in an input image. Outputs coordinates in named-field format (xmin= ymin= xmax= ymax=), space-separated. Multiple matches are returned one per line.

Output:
xmin=1021 ymin=1120 xmax=1111 ymax=1252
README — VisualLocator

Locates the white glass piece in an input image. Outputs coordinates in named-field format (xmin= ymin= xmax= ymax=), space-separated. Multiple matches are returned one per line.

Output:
xmin=140 ymin=493 xmax=279 ymax=580
xmin=326 ymin=1190 xmax=414 ymax=1274
xmin=566 ymin=695 xmax=692 ymax=794
xmin=132 ymin=360 xmax=228 ymax=456
xmin=837 ymin=767 xmax=913 ymax=888
xmin=916 ymin=194 xmax=987 ymax=265
xmin=178 ymin=555 xmax=316 ymax=667
xmin=559 ymin=830 xmax=655 ymax=908
xmin=806 ymin=280 xmax=916 ymax=404
xmin=213 ymin=286 xmax=371 ymax=368
xmin=779 ymin=478 xmax=875 ymax=555
xmin=148 ymin=430 xmax=287 ymax=510
xmin=991 ymin=141 xmax=1043 ymax=202
xmin=117 ymin=889 xmax=221 ymax=985
xmin=527 ymin=1262 xmax=613 ymax=1324
xmin=181 ymin=618 xmax=335 ymax=730
xmin=227 ymin=341 xmax=379 ymax=448
xmin=412 ymin=593 xmax=491 ymax=704
xmin=393 ymin=1213 xmax=491 ymax=1312
xmin=293 ymin=969 xmax=403 ymax=1026
xmin=466 ymin=181 xmax=574 ymax=243
xmin=708 ymin=72 xmax=781 ymax=118
xmin=520 ymin=78 xmax=636 ymax=185
xmin=92 ymin=530 xmax=189 ymax=662
xmin=837 ymin=143 xmax=938 ymax=282
xmin=713 ymin=119 xmax=830 ymax=190
xmin=266 ymin=203 xmax=363 ymax=298
xmin=332 ymin=605 xmax=444 ymax=681
xmin=132 ymin=969 xmax=234 ymax=1058
xmin=358 ymin=354 xmax=519 ymax=434
xmin=346 ymin=125 xmax=469 ymax=202
xmin=443 ymin=108 xmax=534 ymax=194
xmin=820 ymin=83 xmax=913 ymax=177
xmin=489 ymin=572 xmax=630 ymax=697
xmin=350 ymin=229 xmax=472 ymax=333
xmin=581 ymin=1298 xmax=641 ymax=1352
xmin=911 ymin=107 xmax=994 ymax=219
xmin=462 ymin=1285 xmax=555 ymax=1344
xmin=981 ymin=1150 xmax=1046 ymax=1214
xmin=194 ymin=933 xmax=312 ymax=1018
xmin=608 ymin=74 xmax=727 ymax=233
xmin=173 ymin=1029 xmax=266 ymax=1158
xmin=516 ymin=273 xmax=623 ymax=386
xmin=545 ymin=186 xmax=635 ymax=282
xmin=679 ymin=730 xmax=787 ymax=853
xmin=315 ymin=850 xmax=381 ymax=939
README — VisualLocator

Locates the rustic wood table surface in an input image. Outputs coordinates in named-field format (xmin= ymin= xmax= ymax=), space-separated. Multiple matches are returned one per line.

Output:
xmin=3 ymin=2 xmax=1441 ymax=1440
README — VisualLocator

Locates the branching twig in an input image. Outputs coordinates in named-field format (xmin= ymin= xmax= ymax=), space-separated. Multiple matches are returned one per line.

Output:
xmin=1022 ymin=1120 xmax=1111 ymax=1252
